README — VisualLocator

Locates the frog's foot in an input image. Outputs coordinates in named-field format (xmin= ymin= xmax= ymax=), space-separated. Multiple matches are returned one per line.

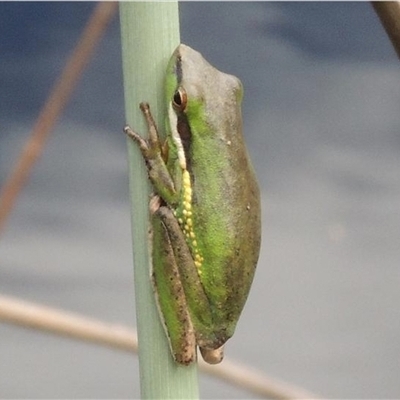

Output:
xmin=199 ymin=345 xmax=224 ymax=364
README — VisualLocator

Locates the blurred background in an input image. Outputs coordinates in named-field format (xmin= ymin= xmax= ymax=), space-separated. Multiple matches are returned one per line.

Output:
xmin=1 ymin=2 xmax=399 ymax=398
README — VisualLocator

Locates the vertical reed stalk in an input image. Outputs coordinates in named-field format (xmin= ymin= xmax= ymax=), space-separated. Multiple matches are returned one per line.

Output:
xmin=119 ymin=3 xmax=199 ymax=398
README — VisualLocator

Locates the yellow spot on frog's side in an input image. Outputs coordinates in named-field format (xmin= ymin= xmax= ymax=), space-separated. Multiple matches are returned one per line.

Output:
xmin=183 ymin=171 xmax=191 ymax=185
xmin=176 ymin=169 xmax=203 ymax=274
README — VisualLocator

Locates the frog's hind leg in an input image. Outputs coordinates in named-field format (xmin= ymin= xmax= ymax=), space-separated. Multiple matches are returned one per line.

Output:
xmin=151 ymin=205 xmax=197 ymax=365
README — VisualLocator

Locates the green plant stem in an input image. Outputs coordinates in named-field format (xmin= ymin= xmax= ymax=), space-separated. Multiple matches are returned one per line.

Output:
xmin=119 ymin=2 xmax=199 ymax=399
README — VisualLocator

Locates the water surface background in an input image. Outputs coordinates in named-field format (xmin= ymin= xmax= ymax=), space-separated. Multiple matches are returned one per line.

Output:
xmin=1 ymin=3 xmax=399 ymax=398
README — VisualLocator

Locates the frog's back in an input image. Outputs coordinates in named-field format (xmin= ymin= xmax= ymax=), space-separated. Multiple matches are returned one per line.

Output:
xmin=176 ymin=44 xmax=261 ymax=346
xmin=190 ymin=118 xmax=261 ymax=342
xmin=189 ymin=101 xmax=261 ymax=347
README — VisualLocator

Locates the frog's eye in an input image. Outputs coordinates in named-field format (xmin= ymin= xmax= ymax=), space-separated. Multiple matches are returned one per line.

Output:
xmin=172 ymin=88 xmax=187 ymax=112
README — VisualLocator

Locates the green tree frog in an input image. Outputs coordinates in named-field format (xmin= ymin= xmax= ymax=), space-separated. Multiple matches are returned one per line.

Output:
xmin=124 ymin=44 xmax=261 ymax=366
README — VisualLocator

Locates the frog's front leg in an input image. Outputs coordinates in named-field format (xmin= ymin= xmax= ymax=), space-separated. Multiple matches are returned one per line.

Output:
xmin=124 ymin=103 xmax=178 ymax=204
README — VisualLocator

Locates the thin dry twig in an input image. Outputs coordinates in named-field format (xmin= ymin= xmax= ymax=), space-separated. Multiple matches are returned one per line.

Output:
xmin=0 ymin=2 xmax=118 ymax=235
xmin=0 ymin=294 xmax=319 ymax=399
xmin=372 ymin=1 xmax=400 ymax=59
xmin=0 ymin=294 xmax=136 ymax=352
xmin=200 ymin=359 xmax=318 ymax=400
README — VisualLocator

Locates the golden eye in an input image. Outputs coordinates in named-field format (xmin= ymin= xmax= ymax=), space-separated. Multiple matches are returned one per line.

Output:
xmin=172 ymin=88 xmax=187 ymax=111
